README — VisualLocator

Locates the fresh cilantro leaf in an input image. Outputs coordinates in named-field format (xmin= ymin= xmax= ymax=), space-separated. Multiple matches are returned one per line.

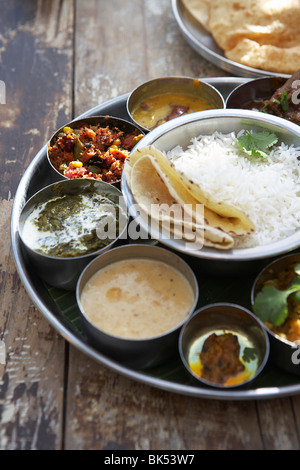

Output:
xmin=280 ymin=91 xmax=289 ymax=112
xmin=253 ymin=276 xmax=300 ymax=327
xmin=248 ymin=131 xmax=278 ymax=148
xmin=237 ymin=131 xmax=278 ymax=159
xmin=242 ymin=347 xmax=258 ymax=363
xmin=253 ymin=285 xmax=291 ymax=326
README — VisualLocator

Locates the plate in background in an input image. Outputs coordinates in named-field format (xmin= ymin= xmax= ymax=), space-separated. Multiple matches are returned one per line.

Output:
xmin=172 ymin=0 xmax=290 ymax=79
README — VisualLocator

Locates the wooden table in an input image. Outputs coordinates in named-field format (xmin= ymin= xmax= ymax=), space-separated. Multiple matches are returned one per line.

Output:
xmin=1 ymin=0 xmax=300 ymax=451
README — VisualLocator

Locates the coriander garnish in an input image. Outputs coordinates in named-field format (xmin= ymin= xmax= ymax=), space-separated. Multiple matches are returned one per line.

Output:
xmin=242 ymin=347 xmax=258 ymax=363
xmin=253 ymin=264 xmax=300 ymax=327
xmin=237 ymin=130 xmax=278 ymax=159
xmin=280 ymin=91 xmax=289 ymax=112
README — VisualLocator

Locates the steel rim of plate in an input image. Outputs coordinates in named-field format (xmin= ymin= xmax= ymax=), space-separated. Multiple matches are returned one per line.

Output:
xmin=172 ymin=0 xmax=290 ymax=80
xmin=11 ymin=79 xmax=300 ymax=401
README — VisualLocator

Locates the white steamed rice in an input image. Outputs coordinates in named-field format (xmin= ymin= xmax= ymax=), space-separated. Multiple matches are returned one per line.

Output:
xmin=166 ymin=131 xmax=300 ymax=248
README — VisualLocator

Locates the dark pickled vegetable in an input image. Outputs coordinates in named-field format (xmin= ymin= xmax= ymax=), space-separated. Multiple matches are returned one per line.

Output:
xmin=200 ymin=332 xmax=245 ymax=385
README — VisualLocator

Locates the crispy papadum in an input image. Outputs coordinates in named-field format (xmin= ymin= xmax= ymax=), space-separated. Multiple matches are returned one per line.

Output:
xmin=181 ymin=0 xmax=300 ymax=74
xmin=181 ymin=0 xmax=210 ymax=31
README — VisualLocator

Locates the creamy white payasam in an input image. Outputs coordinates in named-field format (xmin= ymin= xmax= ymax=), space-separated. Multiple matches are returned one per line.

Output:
xmin=80 ymin=258 xmax=195 ymax=339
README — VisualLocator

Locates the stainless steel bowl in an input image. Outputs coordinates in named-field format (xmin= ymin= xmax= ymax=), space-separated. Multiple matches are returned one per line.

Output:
xmin=179 ymin=303 xmax=270 ymax=389
xmin=76 ymin=244 xmax=199 ymax=369
xmin=127 ymin=76 xmax=225 ymax=132
xmin=18 ymin=179 xmax=128 ymax=290
xmin=121 ymin=109 xmax=300 ymax=274
xmin=226 ymin=76 xmax=286 ymax=109
xmin=251 ymin=253 xmax=300 ymax=376
xmin=47 ymin=115 xmax=144 ymax=185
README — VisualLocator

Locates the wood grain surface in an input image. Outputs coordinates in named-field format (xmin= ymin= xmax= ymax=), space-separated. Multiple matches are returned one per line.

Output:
xmin=0 ymin=0 xmax=299 ymax=450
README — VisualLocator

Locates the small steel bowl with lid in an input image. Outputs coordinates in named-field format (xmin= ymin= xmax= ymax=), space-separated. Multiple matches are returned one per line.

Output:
xmin=76 ymin=244 xmax=199 ymax=369
xmin=127 ymin=75 xmax=225 ymax=132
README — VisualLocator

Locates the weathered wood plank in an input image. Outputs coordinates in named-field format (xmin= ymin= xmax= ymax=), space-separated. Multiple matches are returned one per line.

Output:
xmin=65 ymin=348 xmax=264 ymax=450
xmin=292 ymin=394 xmax=300 ymax=447
xmin=0 ymin=0 xmax=74 ymax=199
xmin=0 ymin=0 xmax=74 ymax=449
xmin=73 ymin=0 xmax=225 ymax=118
xmin=142 ymin=0 xmax=227 ymax=80
xmin=256 ymin=398 xmax=300 ymax=449
xmin=0 ymin=195 xmax=66 ymax=449
xmin=74 ymin=0 xmax=148 ymax=116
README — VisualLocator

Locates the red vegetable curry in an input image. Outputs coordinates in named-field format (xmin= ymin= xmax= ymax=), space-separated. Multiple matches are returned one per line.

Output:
xmin=48 ymin=122 xmax=143 ymax=183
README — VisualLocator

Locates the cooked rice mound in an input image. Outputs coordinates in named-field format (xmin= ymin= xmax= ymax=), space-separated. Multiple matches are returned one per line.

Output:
xmin=167 ymin=131 xmax=300 ymax=248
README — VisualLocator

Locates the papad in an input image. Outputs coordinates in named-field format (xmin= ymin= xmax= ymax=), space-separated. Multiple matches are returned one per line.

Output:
xmin=181 ymin=0 xmax=300 ymax=74
xmin=181 ymin=0 xmax=211 ymax=31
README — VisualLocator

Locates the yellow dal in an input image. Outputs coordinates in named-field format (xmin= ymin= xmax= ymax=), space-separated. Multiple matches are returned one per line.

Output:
xmin=80 ymin=258 xmax=195 ymax=339
xmin=132 ymin=92 xmax=213 ymax=130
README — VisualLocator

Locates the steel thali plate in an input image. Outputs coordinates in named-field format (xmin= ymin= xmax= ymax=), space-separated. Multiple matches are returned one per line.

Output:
xmin=172 ymin=0 xmax=290 ymax=79
xmin=11 ymin=77 xmax=300 ymax=401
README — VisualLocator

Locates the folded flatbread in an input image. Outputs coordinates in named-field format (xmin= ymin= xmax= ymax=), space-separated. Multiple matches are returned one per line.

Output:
xmin=124 ymin=145 xmax=255 ymax=250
